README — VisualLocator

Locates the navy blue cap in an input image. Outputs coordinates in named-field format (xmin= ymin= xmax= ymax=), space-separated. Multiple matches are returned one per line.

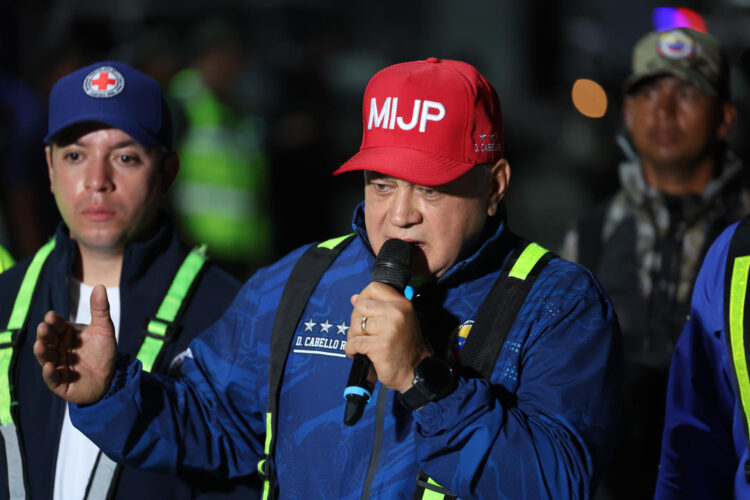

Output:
xmin=45 ymin=61 xmax=172 ymax=148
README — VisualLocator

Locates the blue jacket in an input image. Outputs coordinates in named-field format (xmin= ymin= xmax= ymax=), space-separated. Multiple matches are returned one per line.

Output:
xmin=655 ymin=221 xmax=750 ymax=499
xmin=0 ymin=217 xmax=254 ymax=499
xmin=71 ymin=204 xmax=623 ymax=499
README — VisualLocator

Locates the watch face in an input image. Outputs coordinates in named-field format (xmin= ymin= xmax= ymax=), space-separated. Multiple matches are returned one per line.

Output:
xmin=417 ymin=357 xmax=456 ymax=397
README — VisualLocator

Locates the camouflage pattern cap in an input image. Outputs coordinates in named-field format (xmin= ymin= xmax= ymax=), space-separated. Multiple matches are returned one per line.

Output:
xmin=623 ymin=28 xmax=729 ymax=100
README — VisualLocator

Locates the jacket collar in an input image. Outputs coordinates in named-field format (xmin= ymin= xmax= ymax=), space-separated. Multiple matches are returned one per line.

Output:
xmin=47 ymin=214 xmax=182 ymax=315
xmin=50 ymin=213 xmax=178 ymax=286
xmin=618 ymin=150 xmax=744 ymax=210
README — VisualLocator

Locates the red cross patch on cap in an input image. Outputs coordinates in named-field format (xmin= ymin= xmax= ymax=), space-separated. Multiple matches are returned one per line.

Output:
xmin=82 ymin=66 xmax=125 ymax=98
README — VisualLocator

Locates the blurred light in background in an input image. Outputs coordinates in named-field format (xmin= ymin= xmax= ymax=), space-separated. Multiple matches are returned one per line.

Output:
xmin=571 ymin=79 xmax=607 ymax=118
xmin=652 ymin=7 xmax=708 ymax=33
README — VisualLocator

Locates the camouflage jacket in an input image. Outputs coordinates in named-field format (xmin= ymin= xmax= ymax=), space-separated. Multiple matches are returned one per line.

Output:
xmin=562 ymin=152 xmax=750 ymax=366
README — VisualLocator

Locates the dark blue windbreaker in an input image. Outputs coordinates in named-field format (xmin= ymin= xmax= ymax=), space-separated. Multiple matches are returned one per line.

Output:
xmin=655 ymin=221 xmax=750 ymax=499
xmin=71 ymin=204 xmax=623 ymax=499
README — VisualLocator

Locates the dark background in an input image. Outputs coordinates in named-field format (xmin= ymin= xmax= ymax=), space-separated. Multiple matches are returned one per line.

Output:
xmin=3 ymin=0 xmax=750 ymax=270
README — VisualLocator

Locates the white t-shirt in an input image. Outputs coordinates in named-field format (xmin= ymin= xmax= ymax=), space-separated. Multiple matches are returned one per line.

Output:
xmin=53 ymin=279 xmax=120 ymax=500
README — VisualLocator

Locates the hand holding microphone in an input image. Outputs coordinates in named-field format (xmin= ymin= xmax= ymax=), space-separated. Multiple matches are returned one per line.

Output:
xmin=343 ymin=238 xmax=416 ymax=426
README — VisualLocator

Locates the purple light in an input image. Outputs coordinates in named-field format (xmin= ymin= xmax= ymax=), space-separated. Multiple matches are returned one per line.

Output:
xmin=652 ymin=7 xmax=708 ymax=34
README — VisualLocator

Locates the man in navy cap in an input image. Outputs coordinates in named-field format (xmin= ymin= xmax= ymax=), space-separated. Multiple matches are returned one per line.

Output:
xmin=0 ymin=62 xmax=253 ymax=499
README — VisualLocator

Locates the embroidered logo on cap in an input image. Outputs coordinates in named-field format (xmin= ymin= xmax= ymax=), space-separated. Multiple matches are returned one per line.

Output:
xmin=82 ymin=66 xmax=125 ymax=98
xmin=657 ymin=30 xmax=695 ymax=60
xmin=367 ymin=97 xmax=446 ymax=133
xmin=474 ymin=132 xmax=500 ymax=153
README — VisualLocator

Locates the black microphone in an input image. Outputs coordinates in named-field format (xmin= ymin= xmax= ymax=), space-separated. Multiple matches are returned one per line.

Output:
xmin=343 ymin=238 xmax=412 ymax=426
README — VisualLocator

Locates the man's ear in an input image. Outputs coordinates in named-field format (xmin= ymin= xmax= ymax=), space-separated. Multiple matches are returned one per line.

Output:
xmin=716 ymin=101 xmax=737 ymax=141
xmin=160 ymin=152 xmax=180 ymax=194
xmin=487 ymin=158 xmax=510 ymax=217
xmin=45 ymin=146 xmax=54 ymax=194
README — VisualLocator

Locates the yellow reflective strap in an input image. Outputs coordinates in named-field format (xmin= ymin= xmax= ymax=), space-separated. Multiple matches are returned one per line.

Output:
xmin=317 ymin=234 xmax=354 ymax=250
xmin=0 ymin=245 xmax=14 ymax=273
xmin=508 ymin=242 xmax=548 ymax=280
xmin=422 ymin=477 xmax=447 ymax=500
xmin=261 ymin=412 xmax=272 ymax=500
xmin=730 ymin=256 xmax=750 ymax=437
xmin=6 ymin=240 xmax=56 ymax=331
xmin=137 ymin=336 xmax=166 ymax=374
xmin=136 ymin=246 xmax=207 ymax=372
xmin=152 ymin=246 xmax=207 ymax=322
xmin=264 ymin=412 xmax=272 ymax=454
xmin=0 ymin=239 xmax=56 ymax=426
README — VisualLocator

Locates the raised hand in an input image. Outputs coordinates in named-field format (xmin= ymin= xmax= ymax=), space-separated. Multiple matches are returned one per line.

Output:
xmin=33 ymin=285 xmax=117 ymax=404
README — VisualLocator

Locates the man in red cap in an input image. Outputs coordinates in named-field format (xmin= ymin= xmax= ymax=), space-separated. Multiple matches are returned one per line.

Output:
xmin=35 ymin=58 xmax=622 ymax=499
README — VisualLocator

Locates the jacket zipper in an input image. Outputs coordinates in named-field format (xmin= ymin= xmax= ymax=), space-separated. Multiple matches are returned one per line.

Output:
xmin=361 ymin=384 xmax=388 ymax=500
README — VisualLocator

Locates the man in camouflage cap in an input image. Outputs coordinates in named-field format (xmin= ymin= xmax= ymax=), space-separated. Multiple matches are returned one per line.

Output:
xmin=562 ymin=27 xmax=750 ymax=499
xmin=624 ymin=27 xmax=729 ymax=100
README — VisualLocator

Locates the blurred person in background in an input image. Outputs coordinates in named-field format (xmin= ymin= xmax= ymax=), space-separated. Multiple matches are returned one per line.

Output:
xmin=562 ymin=27 xmax=750 ymax=499
xmin=168 ymin=16 xmax=272 ymax=281
xmin=0 ymin=61 xmax=256 ymax=499
xmin=0 ymin=70 xmax=55 ymax=258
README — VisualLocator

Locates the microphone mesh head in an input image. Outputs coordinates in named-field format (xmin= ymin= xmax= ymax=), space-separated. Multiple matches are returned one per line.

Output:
xmin=372 ymin=239 xmax=412 ymax=291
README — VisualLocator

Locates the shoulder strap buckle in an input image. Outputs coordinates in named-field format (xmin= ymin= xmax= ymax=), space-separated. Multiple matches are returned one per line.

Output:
xmin=257 ymin=453 xmax=275 ymax=481
xmin=413 ymin=470 xmax=457 ymax=499
xmin=0 ymin=330 xmax=22 ymax=350
xmin=142 ymin=318 xmax=181 ymax=342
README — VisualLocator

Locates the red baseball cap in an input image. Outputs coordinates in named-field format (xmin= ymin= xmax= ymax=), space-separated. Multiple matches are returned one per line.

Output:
xmin=333 ymin=57 xmax=503 ymax=186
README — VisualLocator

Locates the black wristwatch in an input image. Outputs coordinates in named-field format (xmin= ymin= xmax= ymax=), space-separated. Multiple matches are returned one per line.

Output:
xmin=398 ymin=356 xmax=457 ymax=411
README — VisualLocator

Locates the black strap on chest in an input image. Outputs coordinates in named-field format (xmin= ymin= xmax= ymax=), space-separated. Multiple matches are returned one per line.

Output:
xmin=259 ymin=231 xmax=553 ymax=499
xmin=258 ymin=234 xmax=355 ymax=500
xmin=458 ymin=237 xmax=554 ymax=379
xmin=413 ymin=238 xmax=553 ymax=499
xmin=723 ymin=217 xmax=750 ymax=483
